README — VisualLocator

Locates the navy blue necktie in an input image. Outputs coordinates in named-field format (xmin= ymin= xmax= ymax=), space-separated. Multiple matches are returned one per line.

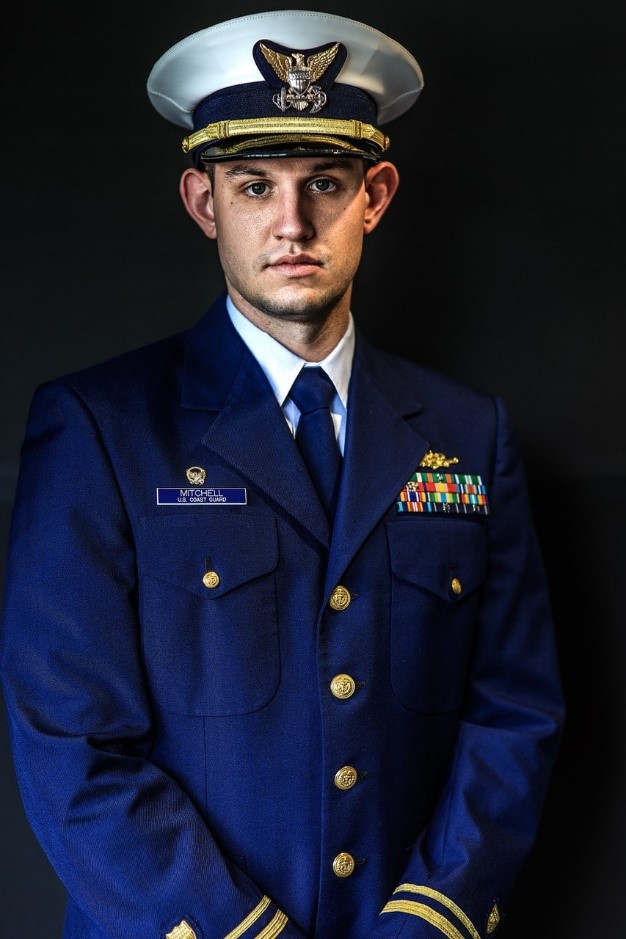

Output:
xmin=289 ymin=367 xmax=342 ymax=519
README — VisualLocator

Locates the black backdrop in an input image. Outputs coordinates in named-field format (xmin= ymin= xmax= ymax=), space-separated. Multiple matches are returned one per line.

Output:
xmin=2 ymin=1 xmax=625 ymax=935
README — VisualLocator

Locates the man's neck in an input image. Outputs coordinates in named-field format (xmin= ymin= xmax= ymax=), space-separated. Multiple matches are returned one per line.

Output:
xmin=226 ymin=291 xmax=350 ymax=362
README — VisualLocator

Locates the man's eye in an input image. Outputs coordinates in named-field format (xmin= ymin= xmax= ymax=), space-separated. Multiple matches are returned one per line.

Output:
xmin=245 ymin=182 xmax=270 ymax=196
xmin=310 ymin=178 xmax=336 ymax=193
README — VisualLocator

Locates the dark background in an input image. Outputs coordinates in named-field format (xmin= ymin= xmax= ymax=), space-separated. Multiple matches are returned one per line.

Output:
xmin=2 ymin=0 xmax=625 ymax=935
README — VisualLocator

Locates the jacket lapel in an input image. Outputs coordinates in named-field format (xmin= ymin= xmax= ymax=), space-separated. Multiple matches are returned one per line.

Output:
xmin=181 ymin=296 xmax=329 ymax=547
xmin=326 ymin=336 xmax=430 ymax=594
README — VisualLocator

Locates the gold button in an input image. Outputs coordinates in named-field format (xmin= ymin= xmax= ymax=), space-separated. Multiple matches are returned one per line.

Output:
xmin=450 ymin=577 xmax=462 ymax=595
xmin=330 ymin=674 xmax=356 ymax=700
xmin=334 ymin=766 xmax=358 ymax=790
xmin=333 ymin=852 xmax=356 ymax=878
xmin=202 ymin=570 xmax=220 ymax=589
xmin=329 ymin=585 xmax=351 ymax=611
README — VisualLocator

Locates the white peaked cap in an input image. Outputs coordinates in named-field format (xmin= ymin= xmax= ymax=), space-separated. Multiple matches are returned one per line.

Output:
xmin=147 ymin=9 xmax=424 ymax=129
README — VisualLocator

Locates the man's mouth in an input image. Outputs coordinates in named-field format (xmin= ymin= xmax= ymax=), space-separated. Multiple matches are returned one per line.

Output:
xmin=268 ymin=254 xmax=322 ymax=275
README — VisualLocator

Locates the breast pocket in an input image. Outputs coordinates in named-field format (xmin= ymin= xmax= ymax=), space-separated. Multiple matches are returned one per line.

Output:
xmin=387 ymin=518 xmax=487 ymax=714
xmin=137 ymin=510 xmax=279 ymax=716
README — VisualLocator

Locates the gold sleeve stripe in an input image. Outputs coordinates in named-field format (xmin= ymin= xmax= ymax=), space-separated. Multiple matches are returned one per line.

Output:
xmin=253 ymin=910 xmax=288 ymax=939
xmin=381 ymin=900 xmax=466 ymax=939
xmin=224 ymin=895 xmax=272 ymax=939
xmin=393 ymin=884 xmax=480 ymax=939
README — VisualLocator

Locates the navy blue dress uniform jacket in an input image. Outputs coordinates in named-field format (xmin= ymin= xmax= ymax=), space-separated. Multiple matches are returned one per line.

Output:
xmin=1 ymin=295 xmax=564 ymax=939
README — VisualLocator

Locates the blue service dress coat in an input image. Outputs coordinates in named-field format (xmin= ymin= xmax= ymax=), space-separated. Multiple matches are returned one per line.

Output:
xmin=1 ymin=294 xmax=564 ymax=939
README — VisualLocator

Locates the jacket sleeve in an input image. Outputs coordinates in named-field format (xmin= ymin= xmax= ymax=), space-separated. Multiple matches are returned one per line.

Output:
xmin=0 ymin=380 xmax=306 ymax=939
xmin=370 ymin=395 xmax=565 ymax=939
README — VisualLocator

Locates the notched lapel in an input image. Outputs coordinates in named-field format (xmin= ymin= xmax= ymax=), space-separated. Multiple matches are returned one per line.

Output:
xmin=326 ymin=340 xmax=430 ymax=593
xmin=180 ymin=296 xmax=329 ymax=546
xmin=202 ymin=354 xmax=330 ymax=545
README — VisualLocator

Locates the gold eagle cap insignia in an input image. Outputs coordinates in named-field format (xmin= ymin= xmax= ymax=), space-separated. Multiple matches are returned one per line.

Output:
xmin=419 ymin=451 xmax=460 ymax=470
xmin=259 ymin=42 xmax=341 ymax=83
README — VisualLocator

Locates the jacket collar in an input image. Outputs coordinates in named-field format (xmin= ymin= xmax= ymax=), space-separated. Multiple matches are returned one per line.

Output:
xmin=181 ymin=293 xmax=248 ymax=411
xmin=182 ymin=295 xmax=330 ymax=544
xmin=180 ymin=294 xmax=431 ymax=561
xmin=181 ymin=293 xmax=424 ymax=419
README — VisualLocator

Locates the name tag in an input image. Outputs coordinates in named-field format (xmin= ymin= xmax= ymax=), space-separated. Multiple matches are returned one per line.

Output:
xmin=157 ymin=488 xmax=247 ymax=505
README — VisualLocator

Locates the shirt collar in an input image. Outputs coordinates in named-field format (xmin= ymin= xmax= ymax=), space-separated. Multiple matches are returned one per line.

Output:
xmin=226 ymin=295 xmax=355 ymax=409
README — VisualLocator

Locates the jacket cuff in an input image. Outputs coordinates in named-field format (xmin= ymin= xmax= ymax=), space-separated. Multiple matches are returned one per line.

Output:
xmin=379 ymin=884 xmax=501 ymax=939
xmin=165 ymin=895 xmax=303 ymax=939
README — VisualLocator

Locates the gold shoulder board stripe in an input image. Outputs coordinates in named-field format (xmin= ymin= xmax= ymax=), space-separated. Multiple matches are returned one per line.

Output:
xmin=394 ymin=885 xmax=481 ymax=939
xmin=224 ymin=896 xmax=271 ymax=939
xmin=381 ymin=900 xmax=465 ymax=939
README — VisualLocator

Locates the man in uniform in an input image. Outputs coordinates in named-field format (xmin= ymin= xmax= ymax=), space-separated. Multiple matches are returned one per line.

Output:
xmin=1 ymin=10 xmax=564 ymax=939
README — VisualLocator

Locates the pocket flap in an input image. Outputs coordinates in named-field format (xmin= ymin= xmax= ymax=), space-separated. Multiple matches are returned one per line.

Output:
xmin=387 ymin=518 xmax=487 ymax=601
xmin=138 ymin=510 xmax=278 ymax=598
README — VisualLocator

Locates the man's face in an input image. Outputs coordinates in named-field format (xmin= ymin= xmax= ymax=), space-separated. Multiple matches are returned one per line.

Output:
xmin=207 ymin=157 xmax=371 ymax=327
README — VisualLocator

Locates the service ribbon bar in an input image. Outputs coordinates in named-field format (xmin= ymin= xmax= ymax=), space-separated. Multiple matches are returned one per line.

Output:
xmin=396 ymin=472 xmax=490 ymax=515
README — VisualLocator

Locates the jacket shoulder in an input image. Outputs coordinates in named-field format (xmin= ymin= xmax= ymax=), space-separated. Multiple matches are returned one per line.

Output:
xmin=32 ymin=330 xmax=187 ymax=411
xmin=364 ymin=342 xmax=498 ymax=417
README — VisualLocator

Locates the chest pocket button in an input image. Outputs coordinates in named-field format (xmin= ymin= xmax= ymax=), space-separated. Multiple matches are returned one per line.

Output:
xmin=450 ymin=576 xmax=462 ymax=596
xmin=202 ymin=570 xmax=220 ymax=589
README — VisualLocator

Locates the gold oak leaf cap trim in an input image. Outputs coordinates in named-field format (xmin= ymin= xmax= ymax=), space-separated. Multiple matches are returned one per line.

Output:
xmin=182 ymin=117 xmax=389 ymax=155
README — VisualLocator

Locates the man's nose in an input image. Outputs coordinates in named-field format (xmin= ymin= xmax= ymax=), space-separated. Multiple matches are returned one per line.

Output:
xmin=272 ymin=191 xmax=315 ymax=241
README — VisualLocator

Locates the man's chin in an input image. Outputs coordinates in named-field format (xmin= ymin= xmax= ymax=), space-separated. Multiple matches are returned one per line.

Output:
xmin=250 ymin=288 xmax=340 ymax=325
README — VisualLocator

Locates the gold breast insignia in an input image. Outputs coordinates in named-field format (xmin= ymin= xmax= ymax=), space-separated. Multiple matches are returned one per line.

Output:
xmin=186 ymin=466 xmax=206 ymax=485
xmin=419 ymin=451 xmax=459 ymax=470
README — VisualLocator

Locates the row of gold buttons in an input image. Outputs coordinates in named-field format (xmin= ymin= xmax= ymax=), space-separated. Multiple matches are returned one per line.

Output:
xmin=329 ymin=586 xmax=358 ymax=876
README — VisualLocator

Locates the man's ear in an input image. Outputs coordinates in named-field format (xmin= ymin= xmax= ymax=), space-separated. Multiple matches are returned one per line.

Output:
xmin=363 ymin=161 xmax=400 ymax=234
xmin=179 ymin=167 xmax=217 ymax=239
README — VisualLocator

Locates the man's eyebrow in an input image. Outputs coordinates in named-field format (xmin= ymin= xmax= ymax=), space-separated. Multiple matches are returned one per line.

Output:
xmin=307 ymin=160 xmax=352 ymax=173
xmin=222 ymin=164 xmax=271 ymax=179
